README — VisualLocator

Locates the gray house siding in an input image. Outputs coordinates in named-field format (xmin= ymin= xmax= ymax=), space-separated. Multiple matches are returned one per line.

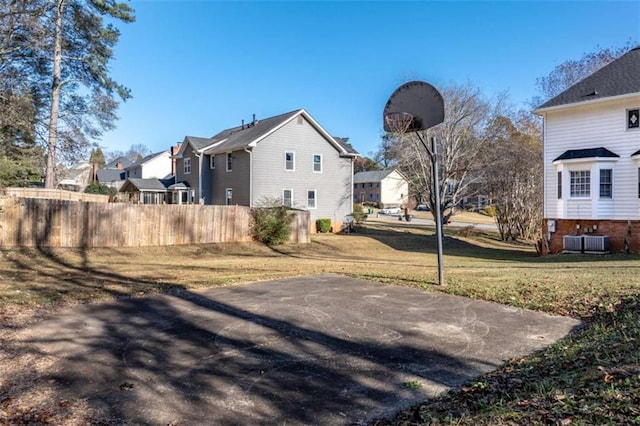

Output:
xmin=176 ymin=144 xmax=201 ymax=201
xmin=210 ymin=150 xmax=251 ymax=206
xmin=252 ymin=117 xmax=353 ymax=223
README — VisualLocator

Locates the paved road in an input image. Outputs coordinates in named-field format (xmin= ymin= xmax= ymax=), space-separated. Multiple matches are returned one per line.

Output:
xmin=14 ymin=275 xmax=578 ymax=425
xmin=375 ymin=213 xmax=499 ymax=231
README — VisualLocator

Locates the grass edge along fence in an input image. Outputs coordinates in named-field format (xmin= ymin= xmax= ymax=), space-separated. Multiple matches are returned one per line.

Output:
xmin=0 ymin=197 xmax=310 ymax=248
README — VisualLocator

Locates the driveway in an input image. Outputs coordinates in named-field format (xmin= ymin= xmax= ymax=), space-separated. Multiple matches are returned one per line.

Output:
xmin=13 ymin=275 xmax=579 ymax=425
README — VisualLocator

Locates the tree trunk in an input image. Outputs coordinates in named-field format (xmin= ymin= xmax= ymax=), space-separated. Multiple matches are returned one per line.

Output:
xmin=44 ymin=0 xmax=64 ymax=189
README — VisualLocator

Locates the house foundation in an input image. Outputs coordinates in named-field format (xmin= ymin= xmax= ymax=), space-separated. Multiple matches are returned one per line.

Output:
xmin=542 ymin=218 xmax=640 ymax=255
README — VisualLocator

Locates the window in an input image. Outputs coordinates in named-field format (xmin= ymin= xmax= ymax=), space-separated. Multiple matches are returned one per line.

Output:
xmin=361 ymin=183 xmax=365 ymax=188
xmin=210 ymin=155 xmax=215 ymax=169
xmin=184 ymin=158 xmax=191 ymax=174
xmin=285 ymin=151 xmax=295 ymax=171
xmin=599 ymin=169 xmax=612 ymax=198
xmin=570 ymin=170 xmax=590 ymax=197
xmin=313 ymin=154 xmax=322 ymax=173
xmin=282 ymin=189 xmax=292 ymax=207
xmin=225 ymin=188 xmax=232 ymax=205
xmin=557 ymin=171 xmax=562 ymax=199
xmin=628 ymin=108 xmax=639 ymax=129
xmin=226 ymin=153 xmax=232 ymax=172
xmin=307 ymin=190 xmax=316 ymax=209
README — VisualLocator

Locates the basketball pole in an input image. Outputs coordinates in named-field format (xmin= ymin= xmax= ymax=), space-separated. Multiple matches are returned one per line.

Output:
xmin=416 ymin=132 xmax=445 ymax=286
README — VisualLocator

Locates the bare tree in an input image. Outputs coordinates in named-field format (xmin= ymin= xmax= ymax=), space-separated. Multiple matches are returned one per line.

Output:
xmin=386 ymin=81 xmax=504 ymax=222
xmin=485 ymin=112 xmax=542 ymax=241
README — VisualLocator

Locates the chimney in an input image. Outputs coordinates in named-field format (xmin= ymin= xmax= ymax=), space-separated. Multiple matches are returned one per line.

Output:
xmin=170 ymin=142 xmax=182 ymax=176
xmin=242 ymin=119 xmax=245 ymax=129
xmin=252 ymin=113 xmax=257 ymax=126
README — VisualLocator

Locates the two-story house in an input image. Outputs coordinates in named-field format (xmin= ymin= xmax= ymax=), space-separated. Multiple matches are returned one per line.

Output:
xmin=534 ymin=46 xmax=640 ymax=254
xmin=123 ymin=150 xmax=173 ymax=180
xmin=173 ymin=109 xmax=359 ymax=229
xmin=353 ymin=169 xmax=409 ymax=207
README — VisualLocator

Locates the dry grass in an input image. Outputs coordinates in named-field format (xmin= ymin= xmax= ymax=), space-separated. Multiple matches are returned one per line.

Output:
xmin=1 ymin=222 xmax=637 ymax=320
xmin=1 ymin=222 xmax=639 ymax=424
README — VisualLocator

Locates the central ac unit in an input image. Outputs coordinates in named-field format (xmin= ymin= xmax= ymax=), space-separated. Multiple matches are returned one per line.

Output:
xmin=563 ymin=235 xmax=583 ymax=252
xmin=584 ymin=235 xmax=609 ymax=252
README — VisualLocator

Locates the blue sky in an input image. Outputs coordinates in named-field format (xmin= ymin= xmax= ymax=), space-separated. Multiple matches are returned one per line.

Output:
xmin=101 ymin=0 xmax=639 ymax=158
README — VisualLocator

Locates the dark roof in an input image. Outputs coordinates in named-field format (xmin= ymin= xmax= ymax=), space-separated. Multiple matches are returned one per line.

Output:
xmin=632 ymin=149 xmax=640 ymax=157
xmin=354 ymin=169 xmax=396 ymax=183
xmin=96 ymin=168 xmax=125 ymax=183
xmin=333 ymin=137 xmax=359 ymax=155
xmin=205 ymin=110 xmax=302 ymax=155
xmin=120 ymin=178 xmax=169 ymax=192
xmin=184 ymin=136 xmax=215 ymax=151
xmin=104 ymin=157 xmax=132 ymax=169
xmin=183 ymin=109 xmax=359 ymax=157
xmin=553 ymin=147 xmax=620 ymax=162
xmin=537 ymin=46 xmax=640 ymax=110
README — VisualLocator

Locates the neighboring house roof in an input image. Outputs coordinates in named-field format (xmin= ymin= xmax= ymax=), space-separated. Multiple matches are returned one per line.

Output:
xmin=333 ymin=137 xmax=359 ymax=155
xmin=125 ymin=150 xmax=169 ymax=170
xmin=96 ymin=168 xmax=125 ymax=183
xmin=553 ymin=147 xmax=620 ymax=162
xmin=354 ymin=169 xmax=395 ymax=184
xmin=120 ymin=178 xmax=170 ymax=192
xmin=104 ymin=157 xmax=132 ymax=169
xmin=178 ymin=109 xmax=359 ymax=158
xmin=535 ymin=46 xmax=640 ymax=111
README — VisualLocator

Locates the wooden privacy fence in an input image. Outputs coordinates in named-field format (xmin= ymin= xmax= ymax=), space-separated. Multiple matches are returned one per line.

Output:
xmin=0 ymin=197 xmax=310 ymax=248
xmin=3 ymin=187 xmax=110 ymax=203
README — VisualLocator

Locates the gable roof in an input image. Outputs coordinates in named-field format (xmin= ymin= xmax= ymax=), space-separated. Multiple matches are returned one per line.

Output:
xmin=96 ymin=168 xmax=125 ymax=183
xmin=536 ymin=46 xmax=640 ymax=112
xmin=333 ymin=137 xmax=359 ymax=155
xmin=632 ymin=149 xmax=640 ymax=157
xmin=120 ymin=178 xmax=170 ymax=192
xmin=553 ymin=147 xmax=620 ymax=162
xmin=125 ymin=150 xmax=169 ymax=169
xmin=354 ymin=169 xmax=397 ymax=184
xmin=104 ymin=157 xmax=132 ymax=169
xmin=178 ymin=109 xmax=359 ymax=158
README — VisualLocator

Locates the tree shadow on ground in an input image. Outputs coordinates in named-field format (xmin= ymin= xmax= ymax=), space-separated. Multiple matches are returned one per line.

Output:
xmin=0 ymin=271 xmax=510 ymax=424
xmin=349 ymin=223 xmax=640 ymax=264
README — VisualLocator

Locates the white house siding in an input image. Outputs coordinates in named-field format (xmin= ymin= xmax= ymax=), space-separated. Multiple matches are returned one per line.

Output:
xmin=141 ymin=152 xmax=172 ymax=179
xmin=176 ymin=144 xmax=202 ymax=201
xmin=380 ymin=171 xmax=409 ymax=205
xmin=252 ymin=116 xmax=353 ymax=224
xmin=544 ymin=97 xmax=640 ymax=220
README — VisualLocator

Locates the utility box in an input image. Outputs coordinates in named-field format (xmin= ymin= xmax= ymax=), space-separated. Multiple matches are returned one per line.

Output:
xmin=563 ymin=235 xmax=583 ymax=252
xmin=584 ymin=235 xmax=609 ymax=253
xmin=547 ymin=219 xmax=556 ymax=233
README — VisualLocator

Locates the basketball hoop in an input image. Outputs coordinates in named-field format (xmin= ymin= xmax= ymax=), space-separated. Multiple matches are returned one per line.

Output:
xmin=384 ymin=111 xmax=415 ymax=134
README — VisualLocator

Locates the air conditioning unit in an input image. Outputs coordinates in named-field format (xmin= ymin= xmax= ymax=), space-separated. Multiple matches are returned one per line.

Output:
xmin=584 ymin=235 xmax=609 ymax=253
xmin=563 ymin=235 xmax=583 ymax=252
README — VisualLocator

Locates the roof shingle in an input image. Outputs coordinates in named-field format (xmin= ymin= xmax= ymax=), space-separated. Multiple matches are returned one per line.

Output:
xmin=537 ymin=46 xmax=640 ymax=110
xmin=553 ymin=147 xmax=620 ymax=162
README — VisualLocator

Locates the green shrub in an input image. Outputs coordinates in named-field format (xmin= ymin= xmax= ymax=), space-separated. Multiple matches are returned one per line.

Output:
xmin=350 ymin=211 xmax=368 ymax=225
xmin=353 ymin=203 xmax=364 ymax=213
xmin=316 ymin=218 xmax=332 ymax=233
xmin=84 ymin=183 xmax=116 ymax=196
xmin=249 ymin=201 xmax=295 ymax=245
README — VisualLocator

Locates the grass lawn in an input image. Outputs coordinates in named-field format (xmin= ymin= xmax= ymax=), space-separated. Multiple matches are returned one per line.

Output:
xmin=1 ymin=222 xmax=638 ymax=424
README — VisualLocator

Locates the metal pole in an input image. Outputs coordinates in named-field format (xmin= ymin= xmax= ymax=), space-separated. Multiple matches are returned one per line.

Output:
xmin=431 ymin=136 xmax=445 ymax=286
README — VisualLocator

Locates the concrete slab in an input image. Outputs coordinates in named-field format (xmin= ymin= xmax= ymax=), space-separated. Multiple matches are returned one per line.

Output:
xmin=14 ymin=275 xmax=580 ymax=425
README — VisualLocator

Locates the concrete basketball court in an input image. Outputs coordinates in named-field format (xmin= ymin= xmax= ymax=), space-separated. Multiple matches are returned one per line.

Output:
xmin=14 ymin=274 xmax=580 ymax=425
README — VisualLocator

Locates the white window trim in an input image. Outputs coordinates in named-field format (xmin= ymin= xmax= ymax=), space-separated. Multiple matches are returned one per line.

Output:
xmin=210 ymin=154 xmax=215 ymax=169
xmin=226 ymin=152 xmax=232 ymax=172
xmin=569 ymin=169 xmax=591 ymax=199
xmin=307 ymin=189 xmax=317 ymax=209
xmin=225 ymin=187 xmax=232 ymax=205
xmin=598 ymin=168 xmax=613 ymax=199
xmin=285 ymin=151 xmax=295 ymax=171
xmin=184 ymin=158 xmax=191 ymax=175
xmin=282 ymin=189 xmax=293 ymax=207
xmin=312 ymin=154 xmax=322 ymax=173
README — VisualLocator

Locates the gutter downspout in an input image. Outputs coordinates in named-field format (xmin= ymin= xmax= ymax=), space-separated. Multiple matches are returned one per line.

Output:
xmin=244 ymin=147 xmax=253 ymax=207
xmin=194 ymin=150 xmax=203 ymax=204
